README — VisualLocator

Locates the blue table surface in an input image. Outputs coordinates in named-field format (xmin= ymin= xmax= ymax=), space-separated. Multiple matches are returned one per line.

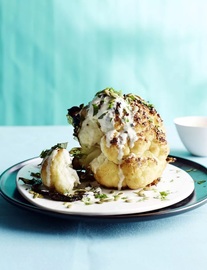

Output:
xmin=0 ymin=125 xmax=207 ymax=270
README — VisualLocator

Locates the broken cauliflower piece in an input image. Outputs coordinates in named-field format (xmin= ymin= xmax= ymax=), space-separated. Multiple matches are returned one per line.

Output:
xmin=67 ymin=88 xmax=170 ymax=190
xmin=40 ymin=143 xmax=80 ymax=195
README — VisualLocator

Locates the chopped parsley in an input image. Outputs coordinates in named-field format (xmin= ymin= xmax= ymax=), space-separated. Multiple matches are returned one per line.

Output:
xmin=197 ymin=180 xmax=206 ymax=185
xmin=92 ymin=104 xmax=99 ymax=116
xmin=95 ymin=87 xmax=122 ymax=98
xmin=40 ymin=142 xmax=68 ymax=159
xmin=159 ymin=191 xmax=170 ymax=200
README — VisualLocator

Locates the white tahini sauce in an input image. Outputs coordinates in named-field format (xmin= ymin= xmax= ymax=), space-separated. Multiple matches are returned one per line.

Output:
xmin=45 ymin=149 xmax=58 ymax=187
xmin=87 ymin=93 xmax=139 ymax=189
xmin=118 ymin=165 xmax=125 ymax=190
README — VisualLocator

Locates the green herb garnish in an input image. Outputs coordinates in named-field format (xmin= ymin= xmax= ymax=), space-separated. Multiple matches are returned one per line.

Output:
xmin=108 ymin=99 xmax=115 ymax=109
xmin=95 ymin=87 xmax=122 ymax=98
xmin=69 ymin=147 xmax=82 ymax=156
xmin=19 ymin=177 xmax=41 ymax=185
xmin=197 ymin=180 xmax=206 ymax=185
xmin=40 ymin=142 xmax=68 ymax=159
xmin=98 ymin=112 xmax=107 ymax=119
xmin=95 ymin=193 xmax=108 ymax=200
xmin=30 ymin=172 xmax=41 ymax=178
xmin=92 ymin=104 xmax=99 ymax=116
xmin=159 ymin=191 xmax=170 ymax=200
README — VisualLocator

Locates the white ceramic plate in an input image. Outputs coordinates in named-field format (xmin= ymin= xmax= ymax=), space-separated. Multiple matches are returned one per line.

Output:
xmin=16 ymin=158 xmax=195 ymax=216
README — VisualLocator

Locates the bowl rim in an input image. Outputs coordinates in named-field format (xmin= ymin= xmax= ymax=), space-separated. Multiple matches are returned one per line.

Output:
xmin=174 ymin=116 xmax=207 ymax=128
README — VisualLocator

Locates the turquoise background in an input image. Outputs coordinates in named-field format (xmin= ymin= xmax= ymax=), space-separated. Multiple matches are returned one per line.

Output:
xmin=0 ymin=0 xmax=207 ymax=126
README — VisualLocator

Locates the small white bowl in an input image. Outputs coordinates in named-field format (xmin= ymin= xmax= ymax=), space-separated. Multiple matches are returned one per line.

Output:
xmin=174 ymin=116 xmax=207 ymax=157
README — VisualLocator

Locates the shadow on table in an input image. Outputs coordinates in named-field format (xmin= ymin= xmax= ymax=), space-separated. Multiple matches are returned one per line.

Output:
xmin=0 ymin=196 xmax=189 ymax=239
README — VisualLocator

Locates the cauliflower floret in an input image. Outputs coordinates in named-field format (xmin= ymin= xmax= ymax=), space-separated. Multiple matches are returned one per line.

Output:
xmin=90 ymin=153 xmax=127 ymax=189
xmin=78 ymin=118 xmax=103 ymax=149
xmin=121 ymin=155 xmax=166 ymax=189
xmin=41 ymin=146 xmax=80 ymax=195
xmin=67 ymin=88 xmax=170 ymax=190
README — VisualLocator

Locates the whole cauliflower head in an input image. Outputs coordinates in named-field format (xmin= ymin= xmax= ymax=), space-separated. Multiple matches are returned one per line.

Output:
xmin=67 ymin=88 xmax=170 ymax=190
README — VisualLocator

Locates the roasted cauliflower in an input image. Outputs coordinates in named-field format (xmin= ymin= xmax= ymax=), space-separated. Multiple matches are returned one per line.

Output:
xmin=40 ymin=143 xmax=80 ymax=194
xmin=67 ymin=88 xmax=170 ymax=190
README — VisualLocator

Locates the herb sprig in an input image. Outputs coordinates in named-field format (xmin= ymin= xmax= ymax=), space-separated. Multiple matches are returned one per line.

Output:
xmin=40 ymin=142 xmax=68 ymax=159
